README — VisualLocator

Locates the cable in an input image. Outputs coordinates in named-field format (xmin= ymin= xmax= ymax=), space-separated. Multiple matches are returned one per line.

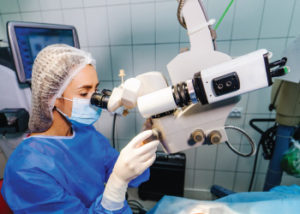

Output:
xmin=248 ymin=123 xmax=277 ymax=191
xmin=224 ymin=125 xmax=256 ymax=157
xmin=112 ymin=113 xmax=117 ymax=149
xmin=128 ymin=200 xmax=147 ymax=214
xmin=177 ymin=0 xmax=186 ymax=29
xmin=214 ymin=0 xmax=235 ymax=30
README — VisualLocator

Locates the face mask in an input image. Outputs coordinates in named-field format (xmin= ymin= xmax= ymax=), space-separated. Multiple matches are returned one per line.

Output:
xmin=56 ymin=97 xmax=102 ymax=127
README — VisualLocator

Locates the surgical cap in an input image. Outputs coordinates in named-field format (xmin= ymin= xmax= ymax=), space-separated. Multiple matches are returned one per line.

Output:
xmin=29 ymin=44 xmax=96 ymax=132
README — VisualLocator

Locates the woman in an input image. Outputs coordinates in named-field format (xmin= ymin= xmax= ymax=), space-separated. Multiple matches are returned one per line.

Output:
xmin=1 ymin=44 xmax=159 ymax=213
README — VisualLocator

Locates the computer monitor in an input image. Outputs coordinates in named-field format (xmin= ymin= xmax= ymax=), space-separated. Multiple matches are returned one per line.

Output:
xmin=7 ymin=21 xmax=80 ymax=83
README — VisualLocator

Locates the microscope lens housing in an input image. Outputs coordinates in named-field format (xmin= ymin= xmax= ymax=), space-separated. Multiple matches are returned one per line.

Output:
xmin=90 ymin=89 xmax=112 ymax=109
xmin=137 ymin=49 xmax=288 ymax=118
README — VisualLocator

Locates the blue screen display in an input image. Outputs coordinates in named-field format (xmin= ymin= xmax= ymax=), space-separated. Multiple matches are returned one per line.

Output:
xmin=15 ymin=27 xmax=75 ymax=80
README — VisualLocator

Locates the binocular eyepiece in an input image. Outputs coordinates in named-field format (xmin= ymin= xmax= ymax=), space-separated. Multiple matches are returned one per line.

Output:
xmin=90 ymin=89 xmax=112 ymax=109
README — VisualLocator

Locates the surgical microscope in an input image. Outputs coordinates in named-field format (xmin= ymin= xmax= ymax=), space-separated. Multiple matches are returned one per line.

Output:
xmin=91 ymin=0 xmax=289 ymax=155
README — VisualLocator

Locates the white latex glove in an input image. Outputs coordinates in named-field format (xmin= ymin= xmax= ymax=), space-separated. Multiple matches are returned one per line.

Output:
xmin=101 ymin=130 xmax=159 ymax=210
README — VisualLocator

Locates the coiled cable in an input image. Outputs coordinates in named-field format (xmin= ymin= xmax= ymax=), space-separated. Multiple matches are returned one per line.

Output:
xmin=224 ymin=125 xmax=256 ymax=157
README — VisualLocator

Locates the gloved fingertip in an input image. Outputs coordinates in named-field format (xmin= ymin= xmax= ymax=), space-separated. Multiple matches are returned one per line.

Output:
xmin=130 ymin=130 xmax=153 ymax=147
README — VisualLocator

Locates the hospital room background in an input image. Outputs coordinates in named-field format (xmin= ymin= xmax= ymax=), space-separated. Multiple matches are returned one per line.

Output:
xmin=0 ymin=0 xmax=299 ymax=203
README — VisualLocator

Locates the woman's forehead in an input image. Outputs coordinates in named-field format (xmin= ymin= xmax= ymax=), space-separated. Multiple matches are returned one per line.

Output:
xmin=71 ymin=65 xmax=98 ymax=88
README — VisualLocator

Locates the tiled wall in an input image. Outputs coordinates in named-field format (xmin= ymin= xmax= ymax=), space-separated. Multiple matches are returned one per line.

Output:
xmin=1 ymin=0 xmax=299 ymax=196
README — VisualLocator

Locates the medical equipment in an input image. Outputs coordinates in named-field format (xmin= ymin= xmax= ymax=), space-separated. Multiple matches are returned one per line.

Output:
xmin=90 ymin=0 xmax=288 ymax=155
xmin=138 ymin=152 xmax=186 ymax=201
xmin=7 ymin=21 xmax=80 ymax=83
xmin=0 ymin=108 xmax=29 ymax=134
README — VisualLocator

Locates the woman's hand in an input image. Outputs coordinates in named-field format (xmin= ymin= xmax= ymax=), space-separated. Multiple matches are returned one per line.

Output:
xmin=113 ymin=130 xmax=159 ymax=183
xmin=101 ymin=130 xmax=159 ymax=210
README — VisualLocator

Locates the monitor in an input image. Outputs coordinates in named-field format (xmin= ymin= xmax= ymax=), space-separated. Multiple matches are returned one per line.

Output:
xmin=7 ymin=21 xmax=80 ymax=83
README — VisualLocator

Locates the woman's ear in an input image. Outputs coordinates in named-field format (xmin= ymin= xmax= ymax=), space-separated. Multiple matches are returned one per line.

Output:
xmin=54 ymin=98 xmax=62 ymax=109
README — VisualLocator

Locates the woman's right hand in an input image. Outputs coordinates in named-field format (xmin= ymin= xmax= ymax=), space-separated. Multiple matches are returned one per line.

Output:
xmin=113 ymin=130 xmax=159 ymax=183
xmin=102 ymin=130 xmax=159 ymax=210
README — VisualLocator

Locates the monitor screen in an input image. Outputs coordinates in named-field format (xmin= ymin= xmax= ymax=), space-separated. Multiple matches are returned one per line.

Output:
xmin=7 ymin=22 xmax=80 ymax=83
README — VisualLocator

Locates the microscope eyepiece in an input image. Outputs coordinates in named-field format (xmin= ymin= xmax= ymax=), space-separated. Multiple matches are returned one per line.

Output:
xmin=90 ymin=89 xmax=112 ymax=109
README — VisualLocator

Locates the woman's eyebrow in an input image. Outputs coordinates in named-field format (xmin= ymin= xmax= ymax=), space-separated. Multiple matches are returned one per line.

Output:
xmin=77 ymin=82 xmax=100 ymax=89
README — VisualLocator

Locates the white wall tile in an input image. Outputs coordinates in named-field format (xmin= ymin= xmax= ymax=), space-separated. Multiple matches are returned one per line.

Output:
xmin=85 ymin=7 xmax=109 ymax=46
xmin=183 ymin=148 xmax=196 ymax=169
xmin=131 ymin=3 xmax=155 ymax=44
xmin=21 ymin=12 xmax=42 ymax=22
xmin=230 ymin=40 xmax=257 ymax=57
xmin=130 ymin=0 xmax=150 ymax=3
xmin=236 ymin=144 xmax=255 ymax=172
xmin=107 ymin=0 xmax=130 ymax=5
xmin=207 ymin=0 xmax=235 ymax=40
xmin=288 ymin=0 xmax=300 ymax=37
xmin=180 ymin=27 xmax=189 ymax=43
xmin=286 ymin=38 xmax=296 ymax=48
xmin=133 ymin=45 xmax=155 ymax=76
xmin=195 ymin=145 xmax=217 ymax=170
xmin=232 ymin=0 xmax=264 ymax=40
xmin=247 ymin=87 xmax=272 ymax=114
xmin=83 ymin=0 xmax=106 ymax=7
xmin=214 ymin=171 xmax=235 ymax=190
xmin=135 ymin=111 xmax=145 ymax=134
xmin=115 ymin=113 xmax=136 ymax=139
xmin=89 ymin=46 xmax=112 ymax=81
xmin=63 ymin=9 xmax=88 ymax=47
xmin=234 ymin=172 xmax=251 ymax=192
xmin=225 ymin=114 xmax=245 ymax=146
xmin=111 ymin=46 xmax=133 ymax=80
xmin=194 ymin=170 xmax=214 ymax=189
xmin=107 ymin=5 xmax=131 ymax=45
xmin=0 ymin=15 xmax=5 ymax=40
xmin=39 ymin=0 xmax=61 ymax=10
xmin=252 ymin=173 xmax=266 ymax=191
xmin=257 ymin=38 xmax=286 ymax=61
xmin=260 ymin=0 xmax=294 ymax=38
xmin=42 ymin=10 xmax=64 ymax=24
xmin=215 ymin=41 xmax=230 ymax=54
xmin=94 ymin=108 xmax=114 ymax=140
xmin=18 ymin=0 xmax=40 ymax=12
xmin=116 ymin=138 xmax=129 ymax=151
xmin=155 ymin=43 xmax=178 ymax=81
xmin=216 ymin=144 xmax=238 ymax=171
xmin=98 ymin=81 xmax=113 ymax=92
xmin=0 ymin=0 xmax=19 ymax=13
xmin=184 ymin=168 xmax=194 ymax=189
xmin=2 ymin=13 xmax=22 ymax=25
xmin=155 ymin=1 xmax=179 ymax=43
xmin=61 ymin=0 xmax=83 ymax=9
xmin=234 ymin=94 xmax=249 ymax=110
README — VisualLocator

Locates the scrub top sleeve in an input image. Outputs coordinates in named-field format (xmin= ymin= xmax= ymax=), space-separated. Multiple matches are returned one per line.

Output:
xmin=2 ymin=165 xmax=131 ymax=214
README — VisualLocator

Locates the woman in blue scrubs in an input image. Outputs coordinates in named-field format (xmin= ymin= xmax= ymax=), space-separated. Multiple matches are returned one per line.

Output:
xmin=1 ymin=44 xmax=159 ymax=213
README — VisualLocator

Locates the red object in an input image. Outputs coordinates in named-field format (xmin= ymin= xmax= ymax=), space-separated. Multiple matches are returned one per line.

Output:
xmin=0 ymin=179 xmax=13 ymax=214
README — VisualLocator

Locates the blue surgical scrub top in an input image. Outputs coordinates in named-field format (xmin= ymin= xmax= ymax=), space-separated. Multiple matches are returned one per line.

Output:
xmin=1 ymin=125 xmax=149 ymax=213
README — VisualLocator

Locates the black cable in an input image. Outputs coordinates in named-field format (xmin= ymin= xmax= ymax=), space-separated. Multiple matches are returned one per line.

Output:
xmin=248 ymin=123 xmax=277 ymax=191
xmin=248 ymin=140 xmax=261 ymax=192
xmin=112 ymin=113 xmax=117 ymax=149
xmin=128 ymin=200 xmax=147 ymax=214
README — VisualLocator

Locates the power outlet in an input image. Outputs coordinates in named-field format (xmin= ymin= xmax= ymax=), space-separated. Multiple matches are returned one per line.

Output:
xmin=228 ymin=107 xmax=243 ymax=118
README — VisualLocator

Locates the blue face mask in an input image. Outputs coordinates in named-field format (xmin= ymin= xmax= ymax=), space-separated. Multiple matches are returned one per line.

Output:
xmin=56 ymin=97 xmax=102 ymax=127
